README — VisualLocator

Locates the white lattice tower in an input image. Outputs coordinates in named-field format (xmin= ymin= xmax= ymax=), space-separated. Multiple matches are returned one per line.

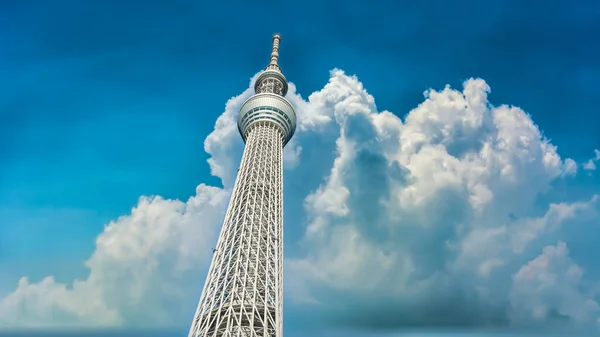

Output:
xmin=188 ymin=34 xmax=296 ymax=337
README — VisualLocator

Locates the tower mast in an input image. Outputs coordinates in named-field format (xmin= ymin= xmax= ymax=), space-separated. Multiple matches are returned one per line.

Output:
xmin=188 ymin=34 xmax=296 ymax=337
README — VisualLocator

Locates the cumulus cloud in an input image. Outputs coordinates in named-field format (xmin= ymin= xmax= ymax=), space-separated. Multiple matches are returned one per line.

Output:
xmin=510 ymin=242 xmax=600 ymax=327
xmin=583 ymin=149 xmax=600 ymax=171
xmin=1 ymin=69 xmax=599 ymax=333
xmin=0 ymin=185 xmax=229 ymax=329
xmin=285 ymin=70 xmax=599 ymax=330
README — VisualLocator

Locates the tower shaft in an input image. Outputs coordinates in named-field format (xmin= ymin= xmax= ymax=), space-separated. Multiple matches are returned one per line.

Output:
xmin=189 ymin=123 xmax=284 ymax=337
xmin=189 ymin=33 xmax=295 ymax=337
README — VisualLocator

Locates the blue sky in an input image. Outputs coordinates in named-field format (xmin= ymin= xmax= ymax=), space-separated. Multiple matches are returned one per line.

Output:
xmin=1 ymin=0 xmax=599 ymax=336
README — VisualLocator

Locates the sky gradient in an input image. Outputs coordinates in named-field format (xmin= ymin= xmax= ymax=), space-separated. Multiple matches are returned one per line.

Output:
xmin=1 ymin=0 xmax=599 ymax=336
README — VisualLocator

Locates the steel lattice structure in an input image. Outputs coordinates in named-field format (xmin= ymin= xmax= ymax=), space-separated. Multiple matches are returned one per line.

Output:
xmin=188 ymin=34 xmax=296 ymax=337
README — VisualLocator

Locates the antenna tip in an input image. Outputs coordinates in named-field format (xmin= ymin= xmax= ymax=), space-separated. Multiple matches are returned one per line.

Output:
xmin=272 ymin=33 xmax=281 ymax=40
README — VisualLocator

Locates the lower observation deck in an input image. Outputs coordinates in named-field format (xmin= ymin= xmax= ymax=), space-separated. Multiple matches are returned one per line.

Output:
xmin=237 ymin=93 xmax=296 ymax=147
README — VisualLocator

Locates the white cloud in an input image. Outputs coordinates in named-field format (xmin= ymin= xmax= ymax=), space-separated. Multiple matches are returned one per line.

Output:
xmin=510 ymin=242 xmax=600 ymax=326
xmin=563 ymin=158 xmax=578 ymax=176
xmin=1 ymin=69 xmax=598 ymax=332
xmin=0 ymin=184 xmax=229 ymax=329
xmin=0 ymin=276 xmax=121 ymax=328
xmin=285 ymin=70 xmax=599 ymax=329
xmin=583 ymin=149 xmax=600 ymax=171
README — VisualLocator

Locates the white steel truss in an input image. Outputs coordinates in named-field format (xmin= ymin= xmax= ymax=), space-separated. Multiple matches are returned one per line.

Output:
xmin=188 ymin=34 xmax=296 ymax=337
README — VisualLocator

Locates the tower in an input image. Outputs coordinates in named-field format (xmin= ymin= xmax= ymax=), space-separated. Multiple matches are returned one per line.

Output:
xmin=188 ymin=34 xmax=296 ymax=337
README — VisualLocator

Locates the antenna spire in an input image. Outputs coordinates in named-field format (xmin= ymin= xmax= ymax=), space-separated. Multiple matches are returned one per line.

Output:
xmin=255 ymin=33 xmax=288 ymax=96
xmin=270 ymin=33 xmax=281 ymax=67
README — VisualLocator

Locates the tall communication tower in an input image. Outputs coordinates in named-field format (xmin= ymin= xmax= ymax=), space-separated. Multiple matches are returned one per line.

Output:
xmin=188 ymin=34 xmax=296 ymax=337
